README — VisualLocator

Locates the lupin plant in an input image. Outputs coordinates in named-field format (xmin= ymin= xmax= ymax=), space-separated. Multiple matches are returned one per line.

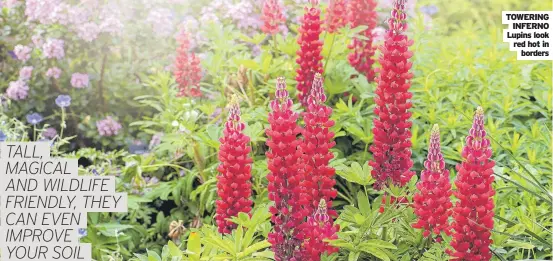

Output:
xmin=325 ymin=0 xmax=347 ymax=33
xmin=215 ymin=96 xmax=253 ymax=234
xmin=369 ymin=0 xmax=415 ymax=190
xmin=174 ymin=31 xmax=202 ymax=97
xmin=297 ymin=199 xmax=339 ymax=261
xmin=347 ymin=0 xmax=378 ymax=79
xmin=412 ymin=124 xmax=453 ymax=238
xmin=261 ymin=0 xmax=286 ymax=35
xmin=300 ymin=73 xmax=337 ymax=218
xmin=295 ymin=0 xmax=324 ymax=107
xmin=448 ymin=107 xmax=495 ymax=261
xmin=266 ymin=78 xmax=304 ymax=260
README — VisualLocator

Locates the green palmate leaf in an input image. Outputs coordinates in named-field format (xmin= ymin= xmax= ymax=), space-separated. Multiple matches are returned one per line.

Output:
xmin=357 ymin=191 xmax=371 ymax=216
xmin=240 ymin=240 xmax=272 ymax=257
xmin=348 ymin=252 xmax=360 ymax=261
xmin=147 ymin=250 xmax=162 ymax=261
xmin=335 ymin=161 xmax=373 ymax=186
xmin=330 ymin=239 xmax=355 ymax=251
xmin=359 ymin=239 xmax=397 ymax=250
xmin=504 ymin=240 xmax=536 ymax=249
xmin=359 ymin=246 xmax=390 ymax=261
xmin=168 ymin=241 xmax=183 ymax=258
xmin=187 ymin=232 xmax=201 ymax=261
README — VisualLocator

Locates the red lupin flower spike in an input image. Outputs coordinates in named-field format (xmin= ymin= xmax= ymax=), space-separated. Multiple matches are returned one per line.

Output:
xmin=296 ymin=0 xmax=324 ymax=107
xmin=297 ymin=199 xmax=339 ymax=261
xmin=261 ymin=0 xmax=286 ymax=35
xmin=174 ymin=31 xmax=202 ymax=97
xmin=299 ymin=73 xmax=337 ymax=219
xmin=447 ymin=107 xmax=495 ymax=261
xmin=266 ymin=78 xmax=305 ymax=261
xmin=215 ymin=96 xmax=253 ymax=234
xmin=412 ymin=124 xmax=453 ymax=238
xmin=369 ymin=0 xmax=415 ymax=190
xmin=325 ymin=0 xmax=347 ymax=33
xmin=347 ymin=0 xmax=378 ymax=79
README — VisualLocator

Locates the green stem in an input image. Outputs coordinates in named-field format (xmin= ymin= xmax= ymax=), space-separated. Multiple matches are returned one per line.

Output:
xmin=59 ymin=108 xmax=66 ymax=139
xmin=272 ymin=34 xmax=278 ymax=55
xmin=323 ymin=33 xmax=336 ymax=74
xmin=98 ymin=52 xmax=108 ymax=113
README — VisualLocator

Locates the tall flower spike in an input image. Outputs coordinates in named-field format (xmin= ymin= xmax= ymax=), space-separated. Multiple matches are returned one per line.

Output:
xmin=448 ymin=107 xmax=495 ymax=261
xmin=261 ymin=0 xmax=285 ymax=35
xmin=215 ymin=96 xmax=253 ymax=234
xmin=300 ymin=73 xmax=337 ymax=219
xmin=266 ymin=78 xmax=304 ymax=261
xmin=174 ymin=31 xmax=202 ymax=97
xmin=325 ymin=0 xmax=347 ymax=33
xmin=297 ymin=199 xmax=340 ymax=261
xmin=369 ymin=0 xmax=415 ymax=190
xmin=347 ymin=0 xmax=378 ymax=79
xmin=412 ymin=124 xmax=453 ymax=238
xmin=295 ymin=0 xmax=324 ymax=107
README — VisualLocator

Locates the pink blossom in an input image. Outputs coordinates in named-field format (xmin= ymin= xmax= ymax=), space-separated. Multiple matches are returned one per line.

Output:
xmin=42 ymin=38 xmax=65 ymax=59
xmin=372 ymin=27 xmax=386 ymax=43
xmin=46 ymin=67 xmax=62 ymax=79
xmin=96 ymin=116 xmax=123 ymax=136
xmin=42 ymin=127 xmax=58 ymax=139
xmin=71 ymin=73 xmax=89 ymax=89
xmin=100 ymin=17 xmax=123 ymax=36
xmin=5 ymin=0 xmax=21 ymax=9
xmin=147 ymin=8 xmax=175 ymax=37
xmin=13 ymin=45 xmax=32 ymax=62
xmin=99 ymin=5 xmax=124 ymax=36
xmin=19 ymin=66 xmax=33 ymax=81
xmin=68 ymin=6 xmax=90 ymax=25
xmin=77 ymin=22 xmax=100 ymax=42
xmin=6 ymin=80 xmax=29 ymax=100
xmin=31 ymin=34 xmax=44 ymax=47
xmin=50 ymin=3 xmax=70 ymax=25
xmin=25 ymin=0 xmax=63 ymax=25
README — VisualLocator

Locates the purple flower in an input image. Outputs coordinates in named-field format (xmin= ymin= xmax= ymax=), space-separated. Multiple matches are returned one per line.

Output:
xmin=26 ymin=113 xmax=43 ymax=125
xmin=42 ymin=38 xmax=65 ymax=59
xmin=71 ymin=73 xmax=89 ymax=88
xmin=31 ymin=34 xmax=44 ymax=47
xmin=13 ymin=45 xmax=32 ymax=62
xmin=46 ymin=67 xmax=62 ymax=79
xmin=8 ymin=51 xmax=17 ymax=60
xmin=420 ymin=5 xmax=439 ymax=16
xmin=148 ymin=132 xmax=164 ymax=150
xmin=5 ymin=0 xmax=21 ymax=9
xmin=77 ymin=22 xmax=100 ymax=42
xmin=149 ymin=177 xmax=159 ymax=184
xmin=0 ymin=131 xmax=6 ymax=142
xmin=42 ymin=127 xmax=57 ymax=139
xmin=96 ymin=116 xmax=122 ymax=136
xmin=19 ymin=66 xmax=33 ymax=81
xmin=129 ymin=140 xmax=148 ymax=154
xmin=55 ymin=94 xmax=71 ymax=108
xmin=6 ymin=80 xmax=29 ymax=100
xmin=147 ymin=8 xmax=174 ymax=37
xmin=78 ymin=228 xmax=87 ymax=238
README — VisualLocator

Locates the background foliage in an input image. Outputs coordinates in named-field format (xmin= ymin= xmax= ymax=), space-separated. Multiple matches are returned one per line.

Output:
xmin=0 ymin=0 xmax=551 ymax=260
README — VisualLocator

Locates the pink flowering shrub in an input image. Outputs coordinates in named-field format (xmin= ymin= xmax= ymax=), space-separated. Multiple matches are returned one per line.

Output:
xmin=46 ymin=67 xmax=62 ymax=79
xmin=42 ymin=38 xmax=65 ymax=59
xmin=96 ymin=116 xmax=123 ymax=137
xmin=18 ymin=66 xmax=33 ymax=81
xmin=6 ymin=80 xmax=29 ymax=100
xmin=13 ymin=45 xmax=32 ymax=61
xmin=70 ymin=73 xmax=89 ymax=89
